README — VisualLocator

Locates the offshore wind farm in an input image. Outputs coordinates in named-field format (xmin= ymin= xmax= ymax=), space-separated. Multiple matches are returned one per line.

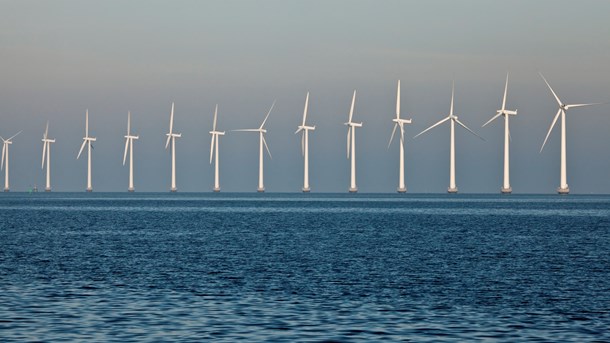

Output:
xmin=2 ymin=2 xmax=610 ymax=342
xmin=0 ymin=73 xmax=608 ymax=194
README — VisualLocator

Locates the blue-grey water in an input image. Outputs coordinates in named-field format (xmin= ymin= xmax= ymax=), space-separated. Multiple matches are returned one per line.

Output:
xmin=1 ymin=193 xmax=609 ymax=342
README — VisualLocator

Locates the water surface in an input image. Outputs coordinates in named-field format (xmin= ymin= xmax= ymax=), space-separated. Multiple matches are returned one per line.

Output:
xmin=1 ymin=193 xmax=609 ymax=341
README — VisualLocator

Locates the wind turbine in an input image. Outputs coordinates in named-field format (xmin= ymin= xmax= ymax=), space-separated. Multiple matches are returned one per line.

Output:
xmin=1 ymin=131 xmax=22 ymax=192
xmin=539 ymin=73 xmax=604 ymax=194
xmin=209 ymin=104 xmax=225 ymax=192
xmin=482 ymin=73 xmax=517 ymax=194
xmin=388 ymin=80 xmax=413 ymax=193
xmin=165 ymin=102 xmax=181 ymax=192
xmin=345 ymin=90 xmax=363 ymax=193
xmin=414 ymin=82 xmax=484 ymax=193
xmin=123 ymin=111 xmax=139 ymax=192
xmin=77 ymin=109 xmax=96 ymax=192
xmin=233 ymin=101 xmax=275 ymax=192
xmin=295 ymin=92 xmax=315 ymax=192
xmin=41 ymin=122 xmax=55 ymax=192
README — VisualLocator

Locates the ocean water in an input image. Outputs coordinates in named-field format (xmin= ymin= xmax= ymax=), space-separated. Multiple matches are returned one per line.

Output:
xmin=0 ymin=193 xmax=609 ymax=342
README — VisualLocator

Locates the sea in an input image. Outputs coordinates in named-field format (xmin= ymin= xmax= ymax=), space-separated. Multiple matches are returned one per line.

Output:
xmin=0 ymin=193 xmax=609 ymax=342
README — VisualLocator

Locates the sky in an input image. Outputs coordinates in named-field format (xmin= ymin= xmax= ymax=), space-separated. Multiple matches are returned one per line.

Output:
xmin=1 ymin=0 xmax=610 ymax=193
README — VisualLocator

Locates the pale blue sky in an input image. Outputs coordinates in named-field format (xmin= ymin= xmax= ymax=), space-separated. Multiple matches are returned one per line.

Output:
xmin=1 ymin=0 xmax=610 ymax=193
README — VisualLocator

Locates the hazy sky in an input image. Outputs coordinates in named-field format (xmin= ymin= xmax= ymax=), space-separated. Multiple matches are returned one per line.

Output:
xmin=1 ymin=0 xmax=610 ymax=193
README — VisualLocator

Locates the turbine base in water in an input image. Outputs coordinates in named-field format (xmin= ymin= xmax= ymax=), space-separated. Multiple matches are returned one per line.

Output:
xmin=349 ymin=187 xmax=358 ymax=193
xmin=257 ymin=187 xmax=265 ymax=193
xmin=213 ymin=187 xmax=221 ymax=193
xmin=501 ymin=187 xmax=512 ymax=194
xmin=557 ymin=187 xmax=569 ymax=195
xmin=397 ymin=187 xmax=407 ymax=193
xmin=45 ymin=187 xmax=52 ymax=192
xmin=447 ymin=187 xmax=458 ymax=194
xmin=128 ymin=187 xmax=135 ymax=192
xmin=86 ymin=187 xmax=93 ymax=193
xmin=302 ymin=187 xmax=310 ymax=193
xmin=3 ymin=188 xmax=9 ymax=192
xmin=170 ymin=188 xmax=177 ymax=193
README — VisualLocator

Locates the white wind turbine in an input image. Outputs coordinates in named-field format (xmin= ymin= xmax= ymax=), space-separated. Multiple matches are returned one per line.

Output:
xmin=41 ymin=122 xmax=55 ymax=192
xmin=165 ymin=102 xmax=181 ymax=192
xmin=414 ymin=82 xmax=484 ymax=193
xmin=1 ymin=131 xmax=22 ymax=192
xmin=539 ymin=73 xmax=604 ymax=194
xmin=482 ymin=73 xmax=517 ymax=194
xmin=295 ymin=92 xmax=315 ymax=192
xmin=233 ymin=101 xmax=275 ymax=192
xmin=388 ymin=80 xmax=413 ymax=193
xmin=209 ymin=104 xmax=225 ymax=192
xmin=77 ymin=109 xmax=96 ymax=192
xmin=345 ymin=90 xmax=363 ymax=193
xmin=123 ymin=111 xmax=139 ymax=192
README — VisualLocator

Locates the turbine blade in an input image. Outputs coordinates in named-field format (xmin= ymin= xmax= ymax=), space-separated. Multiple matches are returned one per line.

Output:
xmin=540 ymin=109 xmax=562 ymax=153
xmin=450 ymin=81 xmax=455 ymax=116
xmin=295 ymin=127 xmax=303 ymax=134
xmin=396 ymin=80 xmax=401 ymax=119
xmin=210 ymin=135 xmax=215 ymax=164
xmin=127 ymin=111 xmax=131 ymax=135
xmin=455 ymin=118 xmax=485 ymax=140
xmin=42 ymin=142 xmax=47 ymax=169
xmin=399 ymin=124 xmax=405 ymax=147
xmin=85 ymin=109 xmax=89 ymax=137
xmin=213 ymin=104 xmax=218 ymax=131
xmin=165 ymin=135 xmax=171 ymax=149
xmin=565 ymin=102 xmax=604 ymax=110
xmin=388 ymin=123 xmax=398 ymax=149
xmin=77 ymin=140 xmax=87 ymax=159
xmin=123 ymin=139 xmax=129 ymax=165
xmin=539 ymin=72 xmax=563 ymax=106
xmin=482 ymin=113 xmax=502 ymax=127
xmin=413 ymin=117 xmax=450 ymax=139
xmin=7 ymin=131 xmax=22 ymax=141
xmin=302 ymin=92 xmax=309 ymax=126
xmin=260 ymin=100 xmax=276 ymax=129
xmin=502 ymin=73 xmax=509 ymax=111
xmin=169 ymin=102 xmax=175 ymax=134
xmin=347 ymin=127 xmax=351 ymax=158
xmin=44 ymin=121 xmax=49 ymax=139
xmin=1 ymin=144 xmax=5 ymax=170
xmin=262 ymin=135 xmax=272 ymax=159
xmin=348 ymin=90 xmax=356 ymax=123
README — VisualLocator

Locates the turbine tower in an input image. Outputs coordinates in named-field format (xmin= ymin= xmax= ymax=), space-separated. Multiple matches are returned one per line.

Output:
xmin=539 ymin=73 xmax=604 ymax=194
xmin=295 ymin=92 xmax=315 ymax=192
xmin=388 ymin=80 xmax=413 ymax=193
xmin=482 ymin=73 xmax=518 ymax=194
xmin=209 ymin=104 xmax=225 ymax=192
xmin=165 ymin=102 xmax=181 ymax=192
xmin=345 ymin=90 xmax=363 ymax=193
xmin=1 ymin=131 xmax=22 ymax=192
xmin=77 ymin=109 xmax=96 ymax=192
xmin=123 ymin=111 xmax=139 ymax=192
xmin=414 ymin=82 xmax=483 ymax=193
xmin=234 ymin=101 xmax=275 ymax=192
xmin=41 ymin=122 xmax=55 ymax=192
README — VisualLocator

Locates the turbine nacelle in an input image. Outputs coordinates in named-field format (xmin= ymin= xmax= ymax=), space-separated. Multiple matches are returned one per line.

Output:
xmin=394 ymin=118 xmax=412 ymax=126
xmin=42 ymin=138 xmax=56 ymax=143
xmin=209 ymin=131 xmax=225 ymax=136
xmin=166 ymin=133 xmax=181 ymax=138
xmin=345 ymin=122 xmax=363 ymax=128
xmin=83 ymin=137 xmax=97 ymax=142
